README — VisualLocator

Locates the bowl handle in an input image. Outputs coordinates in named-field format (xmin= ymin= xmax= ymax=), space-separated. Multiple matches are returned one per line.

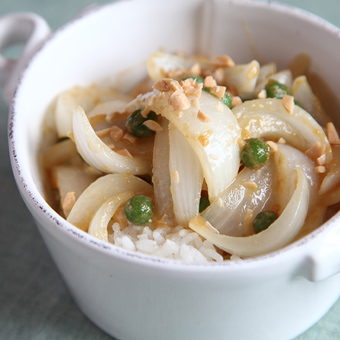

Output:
xmin=304 ymin=215 xmax=340 ymax=282
xmin=0 ymin=12 xmax=51 ymax=106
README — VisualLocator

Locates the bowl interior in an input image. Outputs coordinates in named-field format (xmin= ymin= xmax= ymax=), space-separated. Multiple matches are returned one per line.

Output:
xmin=10 ymin=0 xmax=340 ymax=261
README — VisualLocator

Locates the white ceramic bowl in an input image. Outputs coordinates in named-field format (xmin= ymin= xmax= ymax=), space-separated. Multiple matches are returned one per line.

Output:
xmin=1 ymin=1 xmax=340 ymax=339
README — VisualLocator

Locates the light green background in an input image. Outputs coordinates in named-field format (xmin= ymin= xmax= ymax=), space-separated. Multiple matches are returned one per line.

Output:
xmin=0 ymin=1 xmax=339 ymax=339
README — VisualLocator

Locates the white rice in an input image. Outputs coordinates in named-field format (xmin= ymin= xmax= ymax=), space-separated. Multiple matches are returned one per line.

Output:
xmin=108 ymin=222 xmax=224 ymax=262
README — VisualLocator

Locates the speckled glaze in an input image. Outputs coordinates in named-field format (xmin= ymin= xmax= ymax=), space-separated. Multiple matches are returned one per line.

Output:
xmin=1 ymin=1 xmax=340 ymax=339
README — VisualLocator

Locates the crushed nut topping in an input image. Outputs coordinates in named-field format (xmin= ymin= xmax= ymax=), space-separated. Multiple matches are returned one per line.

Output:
xmin=123 ymin=132 xmax=138 ymax=144
xmin=326 ymin=122 xmax=340 ymax=145
xmin=316 ymin=153 xmax=326 ymax=166
xmin=203 ymin=75 xmax=216 ymax=88
xmin=212 ymin=68 xmax=225 ymax=85
xmin=210 ymin=85 xmax=226 ymax=99
xmin=153 ymin=78 xmax=174 ymax=92
xmin=167 ymin=67 xmax=186 ymax=79
xmin=211 ymin=55 xmax=235 ymax=68
xmin=282 ymin=94 xmax=295 ymax=114
xmin=197 ymin=109 xmax=211 ymax=123
xmin=198 ymin=130 xmax=213 ymax=147
xmin=141 ymin=107 xmax=151 ymax=118
xmin=242 ymin=181 xmax=258 ymax=190
xmin=305 ymin=142 xmax=326 ymax=159
xmin=314 ymin=165 xmax=326 ymax=174
xmin=278 ymin=138 xmax=287 ymax=144
xmin=266 ymin=141 xmax=278 ymax=152
xmin=257 ymin=89 xmax=267 ymax=99
xmin=189 ymin=63 xmax=201 ymax=76
xmin=143 ymin=120 xmax=163 ymax=132
xmin=231 ymin=96 xmax=242 ymax=108
xmin=191 ymin=98 xmax=200 ymax=109
xmin=62 ymin=191 xmax=76 ymax=214
xmin=110 ymin=126 xmax=124 ymax=141
xmin=95 ymin=127 xmax=112 ymax=138
xmin=169 ymin=91 xmax=191 ymax=111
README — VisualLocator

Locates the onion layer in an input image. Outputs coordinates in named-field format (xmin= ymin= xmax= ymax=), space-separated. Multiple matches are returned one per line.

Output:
xmin=189 ymin=168 xmax=309 ymax=257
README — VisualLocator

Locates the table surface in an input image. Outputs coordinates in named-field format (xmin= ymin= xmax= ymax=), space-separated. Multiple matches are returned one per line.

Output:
xmin=1 ymin=1 xmax=340 ymax=339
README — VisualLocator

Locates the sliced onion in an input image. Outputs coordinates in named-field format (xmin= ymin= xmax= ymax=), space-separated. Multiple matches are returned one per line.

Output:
xmin=43 ymin=138 xmax=78 ymax=168
xmin=152 ymin=118 xmax=175 ymax=224
xmin=87 ymin=99 xmax=129 ymax=118
xmin=268 ymin=69 xmax=293 ymax=89
xmin=67 ymin=173 xmax=153 ymax=230
xmin=72 ymin=106 xmax=151 ymax=175
xmin=169 ymin=123 xmax=203 ymax=227
xmin=55 ymin=85 xmax=130 ymax=138
xmin=132 ymin=90 xmax=240 ymax=200
xmin=147 ymin=51 xmax=201 ymax=81
xmin=189 ymin=168 xmax=309 ymax=257
xmin=255 ymin=62 xmax=277 ymax=93
xmin=223 ymin=60 xmax=260 ymax=99
xmin=88 ymin=191 xmax=134 ymax=241
xmin=233 ymin=98 xmax=332 ymax=163
xmin=273 ymin=143 xmax=319 ymax=210
xmin=319 ymin=145 xmax=340 ymax=194
xmin=202 ymin=160 xmax=275 ymax=236
xmin=292 ymin=75 xmax=330 ymax=127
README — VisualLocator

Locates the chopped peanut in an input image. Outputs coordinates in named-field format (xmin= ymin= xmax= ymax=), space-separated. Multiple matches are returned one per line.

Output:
xmin=212 ymin=68 xmax=225 ymax=85
xmin=153 ymin=78 xmax=173 ymax=92
xmin=141 ymin=107 xmax=151 ymax=118
xmin=326 ymin=122 xmax=340 ymax=145
xmin=210 ymin=86 xmax=226 ymax=99
xmin=110 ymin=126 xmax=124 ymax=141
xmin=314 ymin=166 xmax=326 ymax=174
xmin=211 ymin=55 xmax=235 ymax=68
xmin=189 ymin=63 xmax=201 ymax=76
xmin=123 ymin=133 xmax=138 ymax=144
xmin=242 ymin=181 xmax=258 ymax=190
xmin=257 ymin=89 xmax=267 ymax=99
xmin=169 ymin=91 xmax=190 ymax=111
xmin=143 ymin=120 xmax=163 ymax=132
xmin=305 ymin=142 xmax=326 ymax=159
xmin=62 ymin=192 xmax=76 ymax=215
xmin=191 ymin=98 xmax=200 ymax=109
xmin=95 ymin=128 xmax=112 ymax=138
xmin=198 ymin=130 xmax=213 ymax=147
xmin=231 ymin=96 xmax=242 ymax=108
xmin=197 ymin=109 xmax=211 ymax=123
xmin=266 ymin=141 xmax=278 ymax=152
xmin=278 ymin=138 xmax=286 ymax=144
xmin=316 ymin=153 xmax=326 ymax=166
xmin=203 ymin=76 xmax=216 ymax=88
xmin=282 ymin=94 xmax=295 ymax=114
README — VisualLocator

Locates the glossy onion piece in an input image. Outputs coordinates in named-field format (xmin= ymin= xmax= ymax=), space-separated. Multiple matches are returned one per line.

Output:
xmin=273 ymin=144 xmax=319 ymax=210
xmin=254 ymin=62 xmax=277 ymax=93
xmin=146 ymin=51 xmax=206 ymax=81
xmin=136 ymin=90 xmax=241 ymax=200
xmin=152 ymin=118 xmax=176 ymax=224
xmin=267 ymin=69 xmax=293 ymax=89
xmin=189 ymin=168 xmax=309 ymax=257
xmin=202 ymin=160 xmax=275 ymax=236
xmin=319 ymin=145 xmax=340 ymax=195
xmin=233 ymin=98 xmax=332 ymax=163
xmin=67 ymin=173 xmax=153 ymax=231
xmin=55 ymin=85 xmax=130 ymax=138
xmin=88 ymin=191 xmax=134 ymax=242
xmin=87 ymin=99 xmax=129 ymax=118
xmin=72 ymin=106 xmax=151 ymax=175
xmin=223 ymin=60 xmax=260 ymax=99
xmin=292 ymin=75 xmax=331 ymax=127
xmin=169 ymin=123 xmax=203 ymax=227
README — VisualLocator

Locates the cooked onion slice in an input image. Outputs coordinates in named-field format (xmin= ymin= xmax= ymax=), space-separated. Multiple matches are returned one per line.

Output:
xmin=67 ymin=173 xmax=153 ymax=230
xmin=88 ymin=191 xmax=134 ymax=241
xmin=72 ymin=106 xmax=151 ymax=175
xmin=55 ymin=85 xmax=130 ymax=138
xmin=255 ymin=62 xmax=277 ymax=93
xmin=223 ymin=60 xmax=260 ymax=99
xmin=131 ymin=90 xmax=240 ymax=200
xmin=152 ymin=118 xmax=175 ymax=224
xmin=147 ymin=51 xmax=201 ymax=81
xmin=319 ymin=145 xmax=340 ymax=194
xmin=268 ymin=69 xmax=293 ymax=89
xmin=202 ymin=160 xmax=275 ymax=236
xmin=169 ymin=124 xmax=203 ymax=227
xmin=87 ymin=99 xmax=129 ymax=118
xmin=292 ymin=75 xmax=330 ymax=127
xmin=233 ymin=98 xmax=332 ymax=163
xmin=189 ymin=168 xmax=309 ymax=257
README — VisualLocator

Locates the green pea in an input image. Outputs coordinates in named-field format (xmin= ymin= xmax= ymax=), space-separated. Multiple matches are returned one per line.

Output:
xmin=124 ymin=194 xmax=154 ymax=225
xmin=241 ymin=138 xmax=271 ymax=169
xmin=265 ymin=80 xmax=292 ymax=99
xmin=126 ymin=109 xmax=158 ymax=137
xmin=199 ymin=195 xmax=210 ymax=213
xmin=253 ymin=211 xmax=278 ymax=234
xmin=184 ymin=75 xmax=204 ymax=84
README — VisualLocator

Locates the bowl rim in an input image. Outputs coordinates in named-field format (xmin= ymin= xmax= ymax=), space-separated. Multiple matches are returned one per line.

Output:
xmin=8 ymin=0 xmax=340 ymax=270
